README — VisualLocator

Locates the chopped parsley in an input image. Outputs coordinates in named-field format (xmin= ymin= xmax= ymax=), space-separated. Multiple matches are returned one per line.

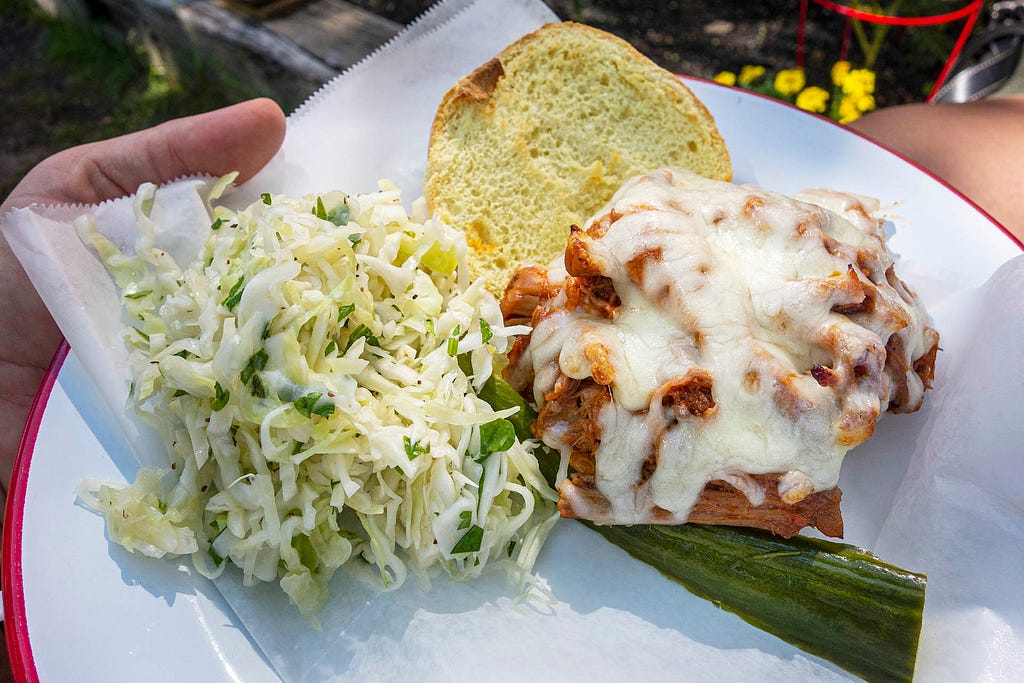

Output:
xmin=211 ymin=382 xmax=230 ymax=411
xmin=211 ymin=217 xmax=224 ymax=231
xmin=208 ymin=546 xmax=225 ymax=567
xmin=240 ymin=348 xmax=268 ymax=385
xmin=221 ymin=277 xmax=245 ymax=311
xmin=261 ymin=192 xmax=272 ymax=205
xmin=330 ymin=204 xmax=350 ymax=226
xmin=447 ymin=325 xmax=461 ymax=357
xmin=479 ymin=318 xmax=493 ymax=344
xmin=313 ymin=196 xmax=329 ymax=221
xmin=451 ymin=525 xmax=484 ymax=554
xmin=403 ymin=436 xmax=430 ymax=460
xmin=475 ymin=418 xmax=516 ymax=463
xmin=338 ymin=303 xmax=356 ymax=322
xmin=344 ymin=324 xmax=380 ymax=353
xmin=293 ymin=392 xmax=335 ymax=419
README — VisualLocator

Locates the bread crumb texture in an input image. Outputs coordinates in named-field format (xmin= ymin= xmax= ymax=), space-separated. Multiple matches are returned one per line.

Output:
xmin=425 ymin=22 xmax=732 ymax=293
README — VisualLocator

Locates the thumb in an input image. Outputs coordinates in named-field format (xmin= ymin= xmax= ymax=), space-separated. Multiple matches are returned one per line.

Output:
xmin=2 ymin=98 xmax=287 ymax=212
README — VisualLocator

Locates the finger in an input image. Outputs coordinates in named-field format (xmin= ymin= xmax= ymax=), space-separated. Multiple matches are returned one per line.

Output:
xmin=2 ymin=98 xmax=287 ymax=211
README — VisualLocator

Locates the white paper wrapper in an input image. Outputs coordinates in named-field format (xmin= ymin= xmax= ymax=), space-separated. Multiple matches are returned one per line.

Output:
xmin=3 ymin=1 xmax=1024 ymax=680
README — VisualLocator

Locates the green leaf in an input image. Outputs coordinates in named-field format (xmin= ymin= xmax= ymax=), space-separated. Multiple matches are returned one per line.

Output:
xmin=344 ymin=324 xmax=380 ymax=353
xmin=124 ymin=289 xmax=152 ymax=300
xmin=294 ymin=392 xmax=334 ymax=419
xmin=451 ymin=525 xmax=484 ymax=554
xmin=348 ymin=232 xmax=363 ymax=246
xmin=329 ymin=203 xmax=350 ymax=226
xmin=313 ymin=196 xmax=329 ymax=220
xmin=211 ymin=217 xmax=224 ymax=231
xmin=476 ymin=418 xmax=516 ymax=462
xmin=261 ymin=192 xmax=272 ymax=205
xmin=249 ymin=375 xmax=267 ymax=399
xmin=209 ymin=513 xmax=228 ymax=533
xmin=208 ymin=546 xmax=225 ymax=567
xmin=338 ymin=303 xmax=356 ymax=322
xmin=458 ymin=510 xmax=472 ymax=530
xmin=479 ymin=318 xmax=493 ymax=344
xmin=324 ymin=340 xmax=337 ymax=357
xmin=292 ymin=534 xmax=319 ymax=571
xmin=403 ymin=435 xmax=430 ymax=460
xmin=240 ymin=348 xmax=268 ymax=384
xmin=211 ymin=382 xmax=230 ymax=411
xmin=312 ymin=403 xmax=335 ymax=419
xmin=222 ymin=276 xmax=245 ymax=311
xmin=447 ymin=325 xmax=461 ymax=357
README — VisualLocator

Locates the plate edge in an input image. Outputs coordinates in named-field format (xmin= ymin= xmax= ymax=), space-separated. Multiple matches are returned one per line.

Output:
xmin=681 ymin=76 xmax=1024 ymax=253
xmin=3 ymin=340 xmax=69 ymax=683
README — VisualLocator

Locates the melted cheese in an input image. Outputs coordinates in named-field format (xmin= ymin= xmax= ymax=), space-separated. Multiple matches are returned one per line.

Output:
xmin=523 ymin=168 xmax=935 ymax=524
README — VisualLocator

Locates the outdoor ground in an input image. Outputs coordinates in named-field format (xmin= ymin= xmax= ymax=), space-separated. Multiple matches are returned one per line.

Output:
xmin=0 ymin=0 xmax=974 ymax=201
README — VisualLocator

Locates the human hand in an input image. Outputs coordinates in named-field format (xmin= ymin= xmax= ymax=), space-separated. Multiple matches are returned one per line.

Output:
xmin=0 ymin=98 xmax=286 ymax=505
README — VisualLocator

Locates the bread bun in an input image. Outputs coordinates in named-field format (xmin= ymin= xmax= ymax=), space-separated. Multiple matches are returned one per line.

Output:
xmin=425 ymin=21 xmax=732 ymax=292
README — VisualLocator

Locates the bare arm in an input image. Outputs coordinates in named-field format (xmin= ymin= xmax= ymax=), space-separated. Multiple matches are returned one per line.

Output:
xmin=850 ymin=94 xmax=1024 ymax=243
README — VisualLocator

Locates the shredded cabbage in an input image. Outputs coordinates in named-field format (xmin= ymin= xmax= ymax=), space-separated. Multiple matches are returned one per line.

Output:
xmin=76 ymin=179 xmax=558 ymax=619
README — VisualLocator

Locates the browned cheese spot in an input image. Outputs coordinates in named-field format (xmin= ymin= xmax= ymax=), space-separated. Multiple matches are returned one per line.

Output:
xmin=564 ymin=226 xmax=605 ymax=277
xmin=625 ymin=246 xmax=664 ymax=285
xmin=565 ymin=275 xmax=620 ymax=319
xmin=584 ymin=343 xmax=616 ymax=385
xmin=659 ymin=369 xmax=716 ymax=417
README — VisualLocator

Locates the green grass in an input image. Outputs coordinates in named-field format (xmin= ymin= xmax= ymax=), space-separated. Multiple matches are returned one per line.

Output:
xmin=0 ymin=0 xmax=284 ymax=198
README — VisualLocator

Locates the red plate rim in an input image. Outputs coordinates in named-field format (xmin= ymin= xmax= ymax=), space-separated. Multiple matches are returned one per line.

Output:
xmin=3 ymin=340 xmax=68 ymax=683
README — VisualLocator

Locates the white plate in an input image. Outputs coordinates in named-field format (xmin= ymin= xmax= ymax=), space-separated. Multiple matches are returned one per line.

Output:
xmin=4 ymin=81 xmax=1021 ymax=682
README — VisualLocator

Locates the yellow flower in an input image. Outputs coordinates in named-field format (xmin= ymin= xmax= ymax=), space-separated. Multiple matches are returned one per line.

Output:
xmin=841 ymin=69 xmax=876 ymax=99
xmin=738 ymin=65 xmax=766 ymax=86
xmin=856 ymin=94 xmax=876 ymax=113
xmin=795 ymin=86 xmax=830 ymax=114
xmin=831 ymin=61 xmax=851 ymax=87
xmin=714 ymin=71 xmax=737 ymax=87
xmin=774 ymin=68 xmax=806 ymax=97
xmin=838 ymin=96 xmax=862 ymax=124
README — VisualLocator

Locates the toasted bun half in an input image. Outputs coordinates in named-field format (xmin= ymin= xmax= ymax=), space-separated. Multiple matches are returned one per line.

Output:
xmin=425 ymin=22 xmax=732 ymax=292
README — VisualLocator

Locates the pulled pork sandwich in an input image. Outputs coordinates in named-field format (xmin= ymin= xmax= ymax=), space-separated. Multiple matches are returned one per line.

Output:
xmin=501 ymin=168 xmax=939 ymax=538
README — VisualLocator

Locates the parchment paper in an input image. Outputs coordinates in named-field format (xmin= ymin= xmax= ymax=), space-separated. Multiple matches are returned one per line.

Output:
xmin=3 ymin=0 xmax=1023 ymax=680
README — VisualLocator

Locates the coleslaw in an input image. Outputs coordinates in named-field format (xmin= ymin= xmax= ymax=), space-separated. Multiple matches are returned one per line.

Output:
xmin=75 ymin=176 xmax=559 ymax=619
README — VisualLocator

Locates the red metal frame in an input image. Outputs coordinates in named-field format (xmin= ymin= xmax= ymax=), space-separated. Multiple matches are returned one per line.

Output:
xmin=797 ymin=0 xmax=985 ymax=100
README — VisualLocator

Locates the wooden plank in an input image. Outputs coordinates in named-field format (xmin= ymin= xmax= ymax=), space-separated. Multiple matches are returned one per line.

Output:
xmin=217 ymin=0 xmax=316 ymax=21
xmin=263 ymin=0 xmax=402 ymax=70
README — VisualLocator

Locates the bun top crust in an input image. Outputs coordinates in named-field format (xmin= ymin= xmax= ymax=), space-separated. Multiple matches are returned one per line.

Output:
xmin=425 ymin=22 xmax=732 ymax=294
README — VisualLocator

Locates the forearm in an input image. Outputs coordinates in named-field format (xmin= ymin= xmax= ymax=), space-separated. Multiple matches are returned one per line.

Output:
xmin=850 ymin=95 xmax=1024 ymax=243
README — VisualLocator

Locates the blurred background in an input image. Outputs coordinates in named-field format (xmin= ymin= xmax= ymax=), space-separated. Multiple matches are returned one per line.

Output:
xmin=1 ymin=0 xmax=991 ymax=200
